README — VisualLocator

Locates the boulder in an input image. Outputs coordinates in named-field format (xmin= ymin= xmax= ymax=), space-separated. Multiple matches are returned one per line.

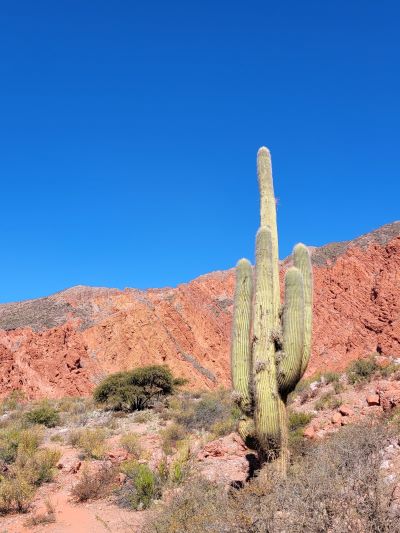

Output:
xmin=197 ymin=433 xmax=258 ymax=486
xmin=366 ymin=394 xmax=380 ymax=406
xmin=376 ymin=381 xmax=400 ymax=411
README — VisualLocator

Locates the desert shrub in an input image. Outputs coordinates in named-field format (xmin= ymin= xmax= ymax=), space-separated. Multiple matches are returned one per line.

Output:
xmin=168 ymin=441 xmax=191 ymax=484
xmin=0 ymin=425 xmax=42 ymax=464
xmin=160 ymin=423 xmax=187 ymax=455
xmin=134 ymin=410 xmax=153 ymax=424
xmin=314 ymin=392 xmax=342 ymax=411
xmin=174 ymin=389 xmax=240 ymax=433
xmin=120 ymin=433 xmax=142 ymax=458
xmin=333 ymin=381 xmax=345 ymax=394
xmin=71 ymin=463 xmax=115 ymax=502
xmin=68 ymin=428 xmax=108 ymax=459
xmin=347 ymin=356 xmax=378 ymax=384
xmin=0 ymin=390 xmax=26 ymax=413
xmin=13 ymin=448 xmax=61 ymax=486
xmin=379 ymin=363 xmax=398 ymax=378
xmin=288 ymin=411 xmax=313 ymax=432
xmin=94 ymin=365 xmax=177 ymax=411
xmin=323 ymin=371 xmax=340 ymax=384
xmin=116 ymin=462 xmax=160 ymax=510
xmin=25 ymin=402 xmax=60 ymax=428
xmin=0 ymin=476 xmax=34 ymax=514
xmin=144 ymin=476 xmax=229 ymax=533
xmin=147 ymin=423 xmax=397 ymax=533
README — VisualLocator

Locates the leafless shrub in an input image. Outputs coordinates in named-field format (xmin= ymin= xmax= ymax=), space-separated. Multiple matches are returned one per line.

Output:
xmin=71 ymin=463 xmax=115 ymax=502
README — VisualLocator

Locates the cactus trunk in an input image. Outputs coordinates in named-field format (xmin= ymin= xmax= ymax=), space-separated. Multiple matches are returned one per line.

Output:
xmin=231 ymin=147 xmax=313 ymax=473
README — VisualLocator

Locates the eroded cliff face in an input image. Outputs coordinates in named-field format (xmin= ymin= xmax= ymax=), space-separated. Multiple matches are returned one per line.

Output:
xmin=0 ymin=222 xmax=399 ymax=399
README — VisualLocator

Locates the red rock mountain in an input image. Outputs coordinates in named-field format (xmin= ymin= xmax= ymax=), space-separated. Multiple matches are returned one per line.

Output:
xmin=0 ymin=222 xmax=399 ymax=399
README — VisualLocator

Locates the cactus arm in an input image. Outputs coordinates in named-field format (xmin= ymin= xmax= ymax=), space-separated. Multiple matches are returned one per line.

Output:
xmin=293 ymin=244 xmax=313 ymax=376
xmin=278 ymin=266 xmax=305 ymax=394
xmin=231 ymin=258 xmax=253 ymax=413
xmin=253 ymin=226 xmax=281 ymax=453
xmin=257 ymin=147 xmax=280 ymax=322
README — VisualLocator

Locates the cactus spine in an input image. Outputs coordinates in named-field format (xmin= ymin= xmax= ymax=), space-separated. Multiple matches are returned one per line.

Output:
xmin=231 ymin=147 xmax=313 ymax=472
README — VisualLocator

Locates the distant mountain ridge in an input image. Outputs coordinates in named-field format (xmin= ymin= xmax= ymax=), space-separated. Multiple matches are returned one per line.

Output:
xmin=0 ymin=221 xmax=399 ymax=398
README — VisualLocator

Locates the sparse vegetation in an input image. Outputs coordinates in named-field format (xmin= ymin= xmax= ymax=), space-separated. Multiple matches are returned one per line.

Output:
xmin=67 ymin=427 xmax=108 ymax=459
xmin=94 ymin=365 xmax=178 ymax=411
xmin=173 ymin=389 xmax=240 ymax=434
xmin=288 ymin=411 xmax=313 ymax=432
xmin=25 ymin=401 xmax=60 ymax=428
xmin=71 ymin=463 xmax=115 ymax=502
xmin=116 ymin=462 xmax=160 ymax=510
xmin=120 ymin=432 xmax=142 ymax=458
xmin=347 ymin=356 xmax=379 ymax=384
xmin=160 ymin=423 xmax=187 ymax=455
xmin=314 ymin=392 xmax=342 ymax=411
xmin=147 ymin=423 xmax=397 ymax=533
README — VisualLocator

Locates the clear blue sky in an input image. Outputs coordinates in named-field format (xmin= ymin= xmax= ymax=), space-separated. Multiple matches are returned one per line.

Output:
xmin=0 ymin=1 xmax=399 ymax=303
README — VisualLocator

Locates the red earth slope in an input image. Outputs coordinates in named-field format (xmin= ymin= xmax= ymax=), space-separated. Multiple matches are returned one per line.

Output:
xmin=0 ymin=222 xmax=399 ymax=399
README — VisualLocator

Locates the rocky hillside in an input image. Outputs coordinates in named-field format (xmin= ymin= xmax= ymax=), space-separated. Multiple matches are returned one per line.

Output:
xmin=0 ymin=222 xmax=399 ymax=399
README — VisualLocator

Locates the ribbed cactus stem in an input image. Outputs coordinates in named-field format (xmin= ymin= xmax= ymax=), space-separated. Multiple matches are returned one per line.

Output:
xmin=293 ymin=243 xmax=313 ymax=375
xmin=257 ymin=147 xmax=280 ymax=322
xmin=278 ymin=267 xmax=305 ymax=394
xmin=253 ymin=227 xmax=280 ymax=451
xmin=231 ymin=258 xmax=253 ymax=413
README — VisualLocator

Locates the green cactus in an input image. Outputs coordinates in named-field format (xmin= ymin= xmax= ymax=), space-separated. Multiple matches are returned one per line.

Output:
xmin=231 ymin=147 xmax=313 ymax=472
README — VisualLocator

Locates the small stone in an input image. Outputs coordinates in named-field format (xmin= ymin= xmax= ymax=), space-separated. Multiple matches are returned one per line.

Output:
xmin=331 ymin=412 xmax=342 ymax=425
xmin=118 ymin=472 xmax=127 ymax=485
xmin=303 ymin=426 xmax=316 ymax=439
xmin=338 ymin=404 xmax=353 ymax=417
xmin=367 ymin=394 xmax=380 ymax=406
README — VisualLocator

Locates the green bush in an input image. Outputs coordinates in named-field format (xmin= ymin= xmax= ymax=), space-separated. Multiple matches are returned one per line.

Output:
xmin=94 ymin=365 xmax=177 ymax=411
xmin=13 ymin=448 xmax=61 ymax=486
xmin=0 ymin=476 xmax=34 ymax=513
xmin=116 ymin=462 xmax=160 ymax=510
xmin=347 ymin=357 xmax=378 ymax=384
xmin=0 ymin=425 xmax=42 ymax=464
xmin=288 ymin=411 xmax=313 ymax=432
xmin=25 ymin=402 xmax=60 ymax=428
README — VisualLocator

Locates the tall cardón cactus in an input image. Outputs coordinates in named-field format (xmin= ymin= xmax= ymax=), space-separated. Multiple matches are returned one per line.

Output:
xmin=231 ymin=147 xmax=313 ymax=472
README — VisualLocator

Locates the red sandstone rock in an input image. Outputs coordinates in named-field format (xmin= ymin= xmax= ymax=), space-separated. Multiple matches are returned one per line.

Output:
xmin=303 ymin=426 xmax=316 ymax=439
xmin=366 ymin=394 xmax=380 ymax=406
xmin=331 ymin=412 xmax=342 ymax=425
xmin=376 ymin=381 xmax=400 ymax=410
xmin=0 ymin=223 xmax=399 ymax=399
xmin=338 ymin=404 xmax=353 ymax=417
xmin=197 ymin=433 xmax=257 ymax=485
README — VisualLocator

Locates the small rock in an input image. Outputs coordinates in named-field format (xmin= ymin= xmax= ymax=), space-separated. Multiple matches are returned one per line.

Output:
xmin=57 ymin=463 xmax=64 ymax=470
xmin=376 ymin=381 xmax=400 ymax=410
xmin=366 ymin=394 xmax=380 ymax=406
xmin=69 ymin=461 xmax=82 ymax=474
xmin=118 ymin=472 xmax=127 ymax=485
xmin=331 ymin=412 xmax=342 ymax=425
xmin=341 ymin=417 xmax=351 ymax=426
xmin=338 ymin=404 xmax=353 ymax=417
xmin=303 ymin=426 xmax=316 ymax=439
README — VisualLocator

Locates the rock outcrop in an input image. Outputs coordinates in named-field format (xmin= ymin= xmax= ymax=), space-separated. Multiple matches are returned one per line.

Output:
xmin=0 ymin=222 xmax=399 ymax=399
